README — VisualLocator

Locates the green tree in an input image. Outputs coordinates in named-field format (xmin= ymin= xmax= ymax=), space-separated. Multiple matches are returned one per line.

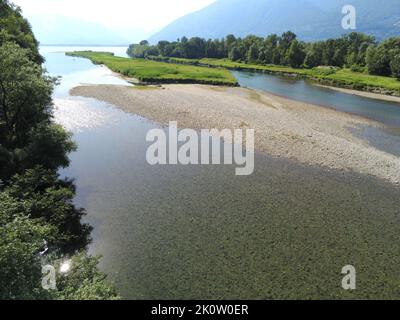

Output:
xmin=0 ymin=0 xmax=120 ymax=301
xmin=1 ymin=189 xmax=118 ymax=300
xmin=0 ymin=43 xmax=76 ymax=180
xmin=127 ymin=43 xmax=149 ymax=58
xmin=247 ymin=44 xmax=259 ymax=63
xmin=286 ymin=40 xmax=306 ymax=68
xmin=205 ymin=39 xmax=218 ymax=58
xmin=157 ymin=40 xmax=170 ymax=56
xmin=0 ymin=0 xmax=42 ymax=64
xmin=54 ymin=253 xmax=120 ymax=300
xmin=390 ymin=53 xmax=400 ymax=80
xmin=5 ymin=167 xmax=92 ymax=253
xmin=262 ymin=34 xmax=279 ymax=64
xmin=183 ymin=37 xmax=206 ymax=59
xmin=0 ymin=192 xmax=55 ymax=299
xmin=1 ymin=213 xmax=118 ymax=299
xmin=225 ymin=34 xmax=236 ymax=52
xmin=344 ymin=32 xmax=375 ymax=67
xmin=304 ymin=43 xmax=322 ymax=68
xmin=229 ymin=46 xmax=242 ymax=61
xmin=280 ymin=31 xmax=297 ymax=51
xmin=0 ymin=43 xmax=53 ymax=146
xmin=366 ymin=45 xmax=391 ymax=76
xmin=332 ymin=46 xmax=347 ymax=67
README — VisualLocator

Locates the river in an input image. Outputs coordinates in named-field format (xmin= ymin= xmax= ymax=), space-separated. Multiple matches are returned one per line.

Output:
xmin=42 ymin=46 xmax=400 ymax=299
xmin=232 ymin=70 xmax=400 ymax=157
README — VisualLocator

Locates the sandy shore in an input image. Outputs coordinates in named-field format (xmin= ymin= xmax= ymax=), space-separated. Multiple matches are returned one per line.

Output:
xmin=71 ymin=84 xmax=400 ymax=185
xmin=316 ymin=84 xmax=400 ymax=103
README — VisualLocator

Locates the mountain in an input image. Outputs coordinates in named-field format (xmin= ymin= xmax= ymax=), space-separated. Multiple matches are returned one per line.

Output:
xmin=149 ymin=0 xmax=400 ymax=43
xmin=28 ymin=15 xmax=138 ymax=45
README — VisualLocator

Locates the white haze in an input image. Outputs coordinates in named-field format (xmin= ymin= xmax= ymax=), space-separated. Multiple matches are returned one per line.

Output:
xmin=12 ymin=0 xmax=216 ymax=44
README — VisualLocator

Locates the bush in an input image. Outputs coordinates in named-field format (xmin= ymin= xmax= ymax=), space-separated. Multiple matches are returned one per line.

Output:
xmin=349 ymin=65 xmax=366 ymax=73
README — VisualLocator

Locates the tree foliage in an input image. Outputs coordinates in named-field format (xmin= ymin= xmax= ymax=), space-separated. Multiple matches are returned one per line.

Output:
xmin=366 ymin=45 xmax=391 ymax=76
xmin=0 ymin=0 xmax=119 ymax=300
xmin=129 ymin=31 xmax=400 ymax=81
xmin=4 ymin=167 xmax=92 ymax=253
xmin=286 ymin=40 xmax=306 ymax=68
xmin=0 ymin=42 xmax=76 ymax=181
xmin=0 ymin=193 xmax=55 ymax=299
xmin=391 ymin=53 xmax=400 ymax=80
xmin=54 ymin=253 xmax=120 ymax=300
xmin=0 ymin=0 xmax=42 ymax=64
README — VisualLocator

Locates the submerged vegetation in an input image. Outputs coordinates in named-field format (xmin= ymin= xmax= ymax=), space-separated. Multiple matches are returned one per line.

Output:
xmin=129 ymin=32 xmax=400 ymax=95
xmin=66 ymin=51 xmax=238 ymax=86
xmin=0 ymin=0 xmax=118 ymax=300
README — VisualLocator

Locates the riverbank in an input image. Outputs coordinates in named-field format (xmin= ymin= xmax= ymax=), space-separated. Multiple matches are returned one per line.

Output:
xmin=71 ymin=83 xmax=400 ymax=185
xmin=147 ymin=56 xmax=400 ymax=98
xmin=316 ymin=84 xmax=400 ymax=103
xmin=66 ymin=51 xmax=238 ymax=86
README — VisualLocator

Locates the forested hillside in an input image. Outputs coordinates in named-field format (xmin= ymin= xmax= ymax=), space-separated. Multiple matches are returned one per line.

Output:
xmin=149 ymin=0 xmax=400 ymax=43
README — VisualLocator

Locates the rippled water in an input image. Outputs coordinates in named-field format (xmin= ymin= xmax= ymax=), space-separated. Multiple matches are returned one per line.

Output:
xmin=43 ymin=47 xmax=400 ymax=300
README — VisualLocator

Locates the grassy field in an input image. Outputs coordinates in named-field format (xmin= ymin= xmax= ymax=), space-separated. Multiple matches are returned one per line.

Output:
xmin=148 ymin=56 xmax=400 ymax=95
xmin=321 ymin=69 xmax=400 ymax=92
xmin=66 ymin=51 xmax=238 ymax=86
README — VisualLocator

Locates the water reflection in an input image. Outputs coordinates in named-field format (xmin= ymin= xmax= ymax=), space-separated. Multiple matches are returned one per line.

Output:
xmin=42 ymin=46 xmax=131 ymax=132
xmin=53 ymin=97 xmax=123 ymax=133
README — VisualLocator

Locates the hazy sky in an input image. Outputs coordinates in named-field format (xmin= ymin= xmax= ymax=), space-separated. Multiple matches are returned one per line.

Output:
xmin=13 ymin=0 xmax=215 ymax=34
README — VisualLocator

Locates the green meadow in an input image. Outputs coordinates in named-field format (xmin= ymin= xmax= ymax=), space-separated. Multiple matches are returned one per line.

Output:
xmin=66 ymin=51 xmax=238 ymax=86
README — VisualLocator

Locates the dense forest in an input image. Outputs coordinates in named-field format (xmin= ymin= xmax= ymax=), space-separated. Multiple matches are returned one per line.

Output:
xmin=0 ymin=0 xmax=118 ymax=299
xmin=128 ymin=32 xmax=400 ymax=80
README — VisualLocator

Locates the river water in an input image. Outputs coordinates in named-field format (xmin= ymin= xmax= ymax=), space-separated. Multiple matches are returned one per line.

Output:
xmin=43 ymin=47 xmax=400 ymax=299
xmin=233 ymin=70 xmax=400 ymax=157
xmin=232 ymin=70 xmax=400 ymax=127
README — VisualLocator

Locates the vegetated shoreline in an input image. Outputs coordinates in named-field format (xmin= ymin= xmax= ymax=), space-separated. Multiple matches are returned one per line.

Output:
xmin=66 ymin=51 xmax=239 ymax=87
xmin=147 ymin=56 xmax=400 ymax=99
xmin=70 ymin=83 xmax=400 ymax=186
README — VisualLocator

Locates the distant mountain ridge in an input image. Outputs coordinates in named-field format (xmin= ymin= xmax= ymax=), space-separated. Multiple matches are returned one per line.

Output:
xmin=149 ymin=0 xmax=400 ymax=43
xmin=28 ymin=15 xmax=133 ymax=45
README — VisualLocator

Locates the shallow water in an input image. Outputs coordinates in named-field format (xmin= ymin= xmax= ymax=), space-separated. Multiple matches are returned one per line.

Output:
xmin=349 ymin=126 xmax=400 ymax=157
xmin=232 ymin=70 xmax=400 ymax=156
xmin=43 ymin=47 xmax=400 ymax=299
xmin=232 ymin=70 xmax=400 ymax=127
